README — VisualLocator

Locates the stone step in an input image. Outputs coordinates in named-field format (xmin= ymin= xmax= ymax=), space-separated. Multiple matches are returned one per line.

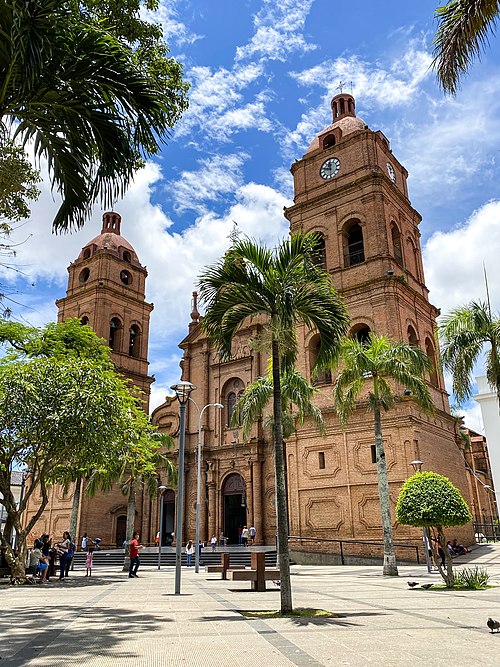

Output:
xmin=72 ymin=550 xmax=277 ymax=568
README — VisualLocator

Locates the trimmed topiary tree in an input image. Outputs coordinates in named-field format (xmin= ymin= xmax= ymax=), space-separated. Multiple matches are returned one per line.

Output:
xmin=396 ymin=471 xmax=472 ymax=587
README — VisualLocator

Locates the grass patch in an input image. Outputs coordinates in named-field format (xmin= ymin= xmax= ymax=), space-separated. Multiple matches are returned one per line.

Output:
xmin=453 ymin=566 xmax=490 ymax=589
xmin=240 ymin=608 xmax=339 ymax=619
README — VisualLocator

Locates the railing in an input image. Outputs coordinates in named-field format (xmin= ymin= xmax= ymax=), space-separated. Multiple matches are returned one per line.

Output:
xmin=474 ymin=522 xmax=500 ymax=542
xmin=288 ymin=535 xmax=421 ymax=566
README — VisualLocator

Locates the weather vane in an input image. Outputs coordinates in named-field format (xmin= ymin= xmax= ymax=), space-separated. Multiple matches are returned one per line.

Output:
xmin=228 ymin=220 xmax=241 ymax=244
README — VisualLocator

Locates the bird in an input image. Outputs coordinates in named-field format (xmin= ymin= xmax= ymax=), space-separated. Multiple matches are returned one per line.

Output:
xmin=487 ymin=618 xmax=500 ymax=633
xmin=421 ymin=583 xmax=433 ymax=590
xmin=272 ymin=580 xmax=281 ymax=588
xmin=407 ymin=581 xmax=419 ymax=588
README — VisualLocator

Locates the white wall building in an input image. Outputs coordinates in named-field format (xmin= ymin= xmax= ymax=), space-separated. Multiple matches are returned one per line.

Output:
xmin=474 ymin=376 xmax=500 ymax=495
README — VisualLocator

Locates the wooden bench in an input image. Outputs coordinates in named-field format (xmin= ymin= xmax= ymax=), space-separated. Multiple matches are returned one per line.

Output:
xmin=205 ymin=553 xmax=246 ymax=580
xmin=229 ymin=552 xmax=280 ymax=591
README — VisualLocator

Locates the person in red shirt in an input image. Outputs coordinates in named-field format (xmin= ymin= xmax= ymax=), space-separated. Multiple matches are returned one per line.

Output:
xmin=128 ymin=532 xmax=144 ymax=578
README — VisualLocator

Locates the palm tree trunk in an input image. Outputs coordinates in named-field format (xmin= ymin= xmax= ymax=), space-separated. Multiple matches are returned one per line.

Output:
xmin=272 ymin=338 xmax=293 ymax=613
xmin=123 ymin=479 xmax=137 ymax=571
xmin=374 ymin=404 xmax=398 ymax=576
xmin=69 ymin=478 xmax=81 ymax=540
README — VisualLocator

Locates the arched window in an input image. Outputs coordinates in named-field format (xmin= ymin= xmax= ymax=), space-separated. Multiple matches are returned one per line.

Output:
xmin=313 ymin=233 xmax=327 ymax=270
xmin=309 ymin=334 xmax=332 ymax=385
xmin=407 ymin=325 xmax=418 ymax=347
xmin=222 ymin=378 xmax=244 ymax=427
xmin=80 ymin=316 xmax=89 ymax=326
xmin=129 ymin=324 xmax=141 ymax=357
xmin=391 ymin=223 xmax=403 ymax=266
xmin=323 ymin=134 xmax=336 ymax=149
xmin=83 ymin=248 xmax=91 ymax=260
xmin=351 ymin=323 xmax=371 ymax=345
xmin=109 ymin=317 xmax=122 ymax=351
xmin=425 ymin=337 xmax=439 ymax=387
xmin=345 ymin=222 xmax=365 ymax=267
xmin=123 ymin=250 xmax=131 ymax=263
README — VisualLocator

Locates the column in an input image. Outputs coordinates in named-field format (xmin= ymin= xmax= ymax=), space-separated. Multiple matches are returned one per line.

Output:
xmin=208 ymin=483 xmax=216 ymax=539
xmin=252 ymin=460 xmax=263 ymax=545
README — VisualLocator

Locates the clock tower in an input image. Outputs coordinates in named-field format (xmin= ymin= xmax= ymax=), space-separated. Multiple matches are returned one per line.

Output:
xmin=283 ymin=93 xmax=474 ymax=544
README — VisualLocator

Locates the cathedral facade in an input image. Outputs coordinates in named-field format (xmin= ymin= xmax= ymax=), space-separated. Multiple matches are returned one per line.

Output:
xmin=26 ymin=94 xmax=475 ymax=554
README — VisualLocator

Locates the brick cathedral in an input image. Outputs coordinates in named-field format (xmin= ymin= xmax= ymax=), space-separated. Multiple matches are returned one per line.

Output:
xmin=26 ymin=94 xmax=475 ymax=551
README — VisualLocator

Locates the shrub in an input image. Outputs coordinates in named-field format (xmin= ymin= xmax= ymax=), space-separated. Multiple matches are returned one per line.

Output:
xmin=453 ymin=566 xmax=490 ymax=589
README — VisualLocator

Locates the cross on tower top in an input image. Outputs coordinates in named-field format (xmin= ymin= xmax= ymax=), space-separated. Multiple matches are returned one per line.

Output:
xmin=336 ymin=80 xmax=347 ymax=93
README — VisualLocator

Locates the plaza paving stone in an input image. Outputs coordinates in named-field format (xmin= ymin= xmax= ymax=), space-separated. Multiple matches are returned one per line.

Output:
xmin=2 ymin=544 xmax=500 ymax=665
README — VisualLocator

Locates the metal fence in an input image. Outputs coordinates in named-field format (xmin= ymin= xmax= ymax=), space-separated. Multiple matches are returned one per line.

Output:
xmin=288 ymin=535 xmax=420 ymax=565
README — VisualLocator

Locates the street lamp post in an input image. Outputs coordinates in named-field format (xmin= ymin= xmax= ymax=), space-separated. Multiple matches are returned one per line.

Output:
xmin=192 ymin=400 xmax=223 ymax=573
xmin=410 ymin=460 xmax=432 ymax=573
xmin=171 ymin=380 xmax=196 ymax=595
xmin=157 ymin=485 xmax=167 ymax=570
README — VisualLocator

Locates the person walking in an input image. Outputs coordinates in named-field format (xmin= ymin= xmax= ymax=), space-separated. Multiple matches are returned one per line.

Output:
xmin=211 ymin=535 xmax=217 ymax=552
xmin=81 ymin=532 xmax=88 ymax=551
xmin=242 ymin=526 xmax=249 ymax=547
xmin=185 ymin=540 xmax=195 ymax=566
xmin=128 ymin=532 xmax=144 ymax=578
xmin=249 ymin=525 xmax=256 ymax=544
xmin=85 ymin=547 xmax=94 ymax=577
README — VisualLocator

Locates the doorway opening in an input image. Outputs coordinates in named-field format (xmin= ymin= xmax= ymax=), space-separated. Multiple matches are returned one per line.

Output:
xmin=162 ymin=489 xmax=175 ymax=545
xmin=222 ymin=473 xmax=247 ymax=544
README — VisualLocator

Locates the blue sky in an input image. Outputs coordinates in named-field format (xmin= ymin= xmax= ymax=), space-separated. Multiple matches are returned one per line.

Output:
xmin=5 ymin=0 xmax=500 ymax=429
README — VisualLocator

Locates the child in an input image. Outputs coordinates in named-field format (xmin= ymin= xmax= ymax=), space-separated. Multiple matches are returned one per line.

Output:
xmin=86 ymin=546 xmax=94 ymax=576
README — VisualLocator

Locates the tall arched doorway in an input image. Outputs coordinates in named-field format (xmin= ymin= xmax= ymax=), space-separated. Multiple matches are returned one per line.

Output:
xmin=222 ymin=473 xmax=247 ymax=544
xmin=161 ymin=489 xmax=175 ymax=545
xmin=115 ymin=515 xmax=127 ymax=547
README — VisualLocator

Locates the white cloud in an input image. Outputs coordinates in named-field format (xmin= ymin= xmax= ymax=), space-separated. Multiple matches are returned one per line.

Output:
xmin=168 ymin=152 xmax=249 ymax=213
xmin=175 ymin=63 xmax=270 ymax=141
xmin=236 ymin=0 xmax=316 ymax=62
xmin=423 ymin=199 xmax=500 ymax=317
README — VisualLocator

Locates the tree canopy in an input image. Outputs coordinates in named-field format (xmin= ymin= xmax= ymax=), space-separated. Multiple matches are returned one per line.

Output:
xmin=396 ymin=471 xmax=472 ymax=528
xmin=0 ymin=0 xmax=189 ymax=232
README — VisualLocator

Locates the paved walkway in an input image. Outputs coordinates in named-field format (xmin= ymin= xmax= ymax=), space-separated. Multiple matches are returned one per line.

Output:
xmin=2 ymin=545 xmax=500 ymax=666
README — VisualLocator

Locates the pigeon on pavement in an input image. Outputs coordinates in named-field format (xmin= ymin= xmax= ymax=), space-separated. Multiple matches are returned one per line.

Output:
xmin=487 ymin=618 xmax=500 ymax=633
xmin=421 ymin=583 xmax=433 ymax=590
xmin=407 ymin=581 xmax=419 ymax=588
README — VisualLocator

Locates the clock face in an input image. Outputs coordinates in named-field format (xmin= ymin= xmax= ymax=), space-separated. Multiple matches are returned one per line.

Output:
xmin=320 ymin=157 xmax=340 ymax=180
xmin=386 ymin=162 xmax=396 ymax=183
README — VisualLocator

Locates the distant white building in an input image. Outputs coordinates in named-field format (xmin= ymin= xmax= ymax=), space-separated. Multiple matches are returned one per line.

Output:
xmin=474 ymin=376 xmax=500 ymax=495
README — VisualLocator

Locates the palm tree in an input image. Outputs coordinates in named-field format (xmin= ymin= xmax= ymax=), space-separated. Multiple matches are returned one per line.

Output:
xmin=199 ymin=232 xmax=349 ymax=613
xmin=432 ymin=0 xmax=500 ymax=95
xmin=0 ymin=0 xmax=186 ymax=232
xmin=233 ymin=362 xmax=325 ymax=440
xmin=333 ymin=334 xmax=434 ymax=576
xmin=439 ymin=300 xmax=500 ymax=409
xmin=87 ymin=433 xmax=176 ymax=553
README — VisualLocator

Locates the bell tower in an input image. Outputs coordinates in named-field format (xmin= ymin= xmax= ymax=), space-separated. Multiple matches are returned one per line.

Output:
xmin=56 ymin=211 xmax=154 ymax=408
xmin=286 ymin=93 xmax=446 ymax=409
xmin=283 ymin=94 xmax=474 ymax=545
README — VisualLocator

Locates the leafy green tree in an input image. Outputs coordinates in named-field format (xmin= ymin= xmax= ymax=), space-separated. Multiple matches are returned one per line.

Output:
xmin=439 ymin=300 xmax=500 ymax=411
xmin=0 ymin=137 xmax=40 ymax=222
xmin=396 ymin=471 xmax=472 ymax=587
xmin=86 ymin=428 xmax=176 ymax=552
xmin=0 ymin=356 xmax=141 ymax=583
xmin=333 ymin=334 xmax=434 ymax=576
xmin=0 ymin=0 xmax=188 ymax=232
xmin=432 ymin=0 xmax=500 ymax=95
xmin=199 ymin=232 xmax=349 ymax=613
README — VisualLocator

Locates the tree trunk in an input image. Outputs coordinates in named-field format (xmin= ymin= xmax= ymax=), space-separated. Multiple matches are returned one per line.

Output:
xmin=69 ymin=478 xmax=81 ymax=540
xmin=374 ymin=405 xmax=398 ymax=576
xmin=435 ymin=527 xmax=454 ymax=587
xmin=123 ymin=479 xmax=137 ymax=571
xmin=272 ymin=338 xmax=293 ymax=613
